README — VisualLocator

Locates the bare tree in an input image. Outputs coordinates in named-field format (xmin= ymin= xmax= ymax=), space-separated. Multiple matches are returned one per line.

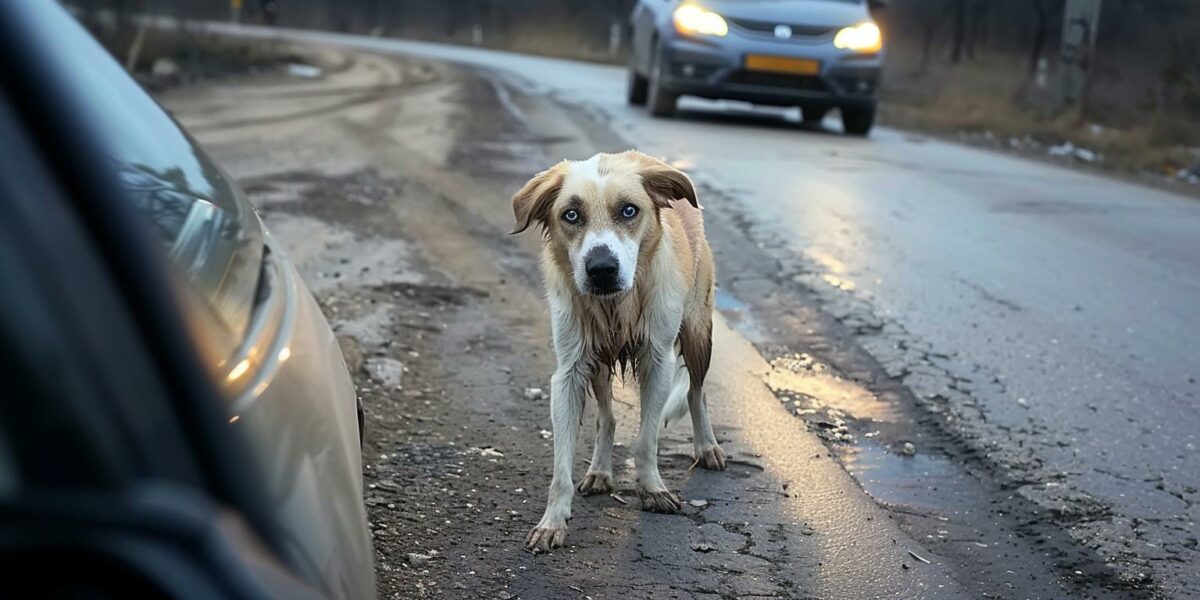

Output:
xmin=950 ymin=0 xmax=967 ymax=63
xmin=908 ymin=0 xmax=950 ymax=73
xmin=1028 ymin=0 xmax=1060 ymax=77
xmin=965 ymin=0 xmax=988 ymax=60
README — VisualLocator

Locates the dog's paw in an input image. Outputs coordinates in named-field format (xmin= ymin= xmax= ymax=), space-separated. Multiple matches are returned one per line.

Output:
xmin=577 ymin=471 xmax=614 ymax=495
xmin=525 ymin=524 xmax=568 ymax=553
xmin=695 ymin=444 xmax=727 ymax=471
xmin=638 ymin=488 xmax=683 ymax=514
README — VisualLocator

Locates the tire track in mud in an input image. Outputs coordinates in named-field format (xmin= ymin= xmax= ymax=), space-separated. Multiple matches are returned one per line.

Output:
xmin=189 ymin=81 xmax=440 ymax=132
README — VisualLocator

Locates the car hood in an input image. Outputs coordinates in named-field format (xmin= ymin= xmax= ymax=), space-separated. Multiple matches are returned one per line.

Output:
xmin=701 ymin=0 xmax=869 ymax=28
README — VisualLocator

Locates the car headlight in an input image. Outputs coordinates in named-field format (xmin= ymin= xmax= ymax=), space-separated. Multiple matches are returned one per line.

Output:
xmin=674 ymin=4 xmax=728 ymax=37
xmin=834 ymin=22 xmax=882 ymax=53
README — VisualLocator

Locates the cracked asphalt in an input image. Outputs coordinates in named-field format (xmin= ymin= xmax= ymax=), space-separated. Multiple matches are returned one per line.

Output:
xmin=158 ymin=22 xmax=1197 ymax=600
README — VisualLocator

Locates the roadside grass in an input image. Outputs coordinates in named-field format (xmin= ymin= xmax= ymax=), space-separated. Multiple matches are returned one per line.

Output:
xmin=382 ymin=23 xmax=625 ymax=65
xmin=880 ymin=48 xmax=1200 ymax=181
xmin=498 ymin=25 xmax=625 ymax=64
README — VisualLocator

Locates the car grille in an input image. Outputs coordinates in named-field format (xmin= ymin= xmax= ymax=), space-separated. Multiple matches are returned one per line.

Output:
xmin=726 ymin=17 xmax=835 ymax=39
xmin=726 ymin=70 xmax=828 ymax=91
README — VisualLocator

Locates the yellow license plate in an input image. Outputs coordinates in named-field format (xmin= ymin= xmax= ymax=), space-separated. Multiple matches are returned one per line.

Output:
xmin=744 ymin=55 xmax=821 ymax=76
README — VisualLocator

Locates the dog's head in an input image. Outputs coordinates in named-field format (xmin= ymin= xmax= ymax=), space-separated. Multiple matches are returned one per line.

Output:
xmin=511 ymin=151 xmax=698 ymax=297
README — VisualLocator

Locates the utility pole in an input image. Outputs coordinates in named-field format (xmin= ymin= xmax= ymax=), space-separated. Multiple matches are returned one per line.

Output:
xmin=1059 ymin=0 xmax=1102 ymax=108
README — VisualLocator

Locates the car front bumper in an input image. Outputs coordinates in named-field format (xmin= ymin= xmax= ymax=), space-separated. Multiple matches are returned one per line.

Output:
xmin=658 ymin=34 xmax=881 ymax=109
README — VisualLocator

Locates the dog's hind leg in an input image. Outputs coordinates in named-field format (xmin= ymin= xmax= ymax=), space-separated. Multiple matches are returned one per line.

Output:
xmin=661 ymin=343 xmax=691 ymax=429
xmin=681 ymin=317 xmax=725 ymax=470
xmin=526 ymin=364 xmax=588 ymax=551
xmin=633 ymin=344 xmax=684 ymax=514
xmin=578 ymin=364 xmax=615 ymax=495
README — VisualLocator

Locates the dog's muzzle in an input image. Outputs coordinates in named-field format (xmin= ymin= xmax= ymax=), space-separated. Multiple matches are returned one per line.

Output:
xmin=584 ymin=247 xmax=621 ymax=295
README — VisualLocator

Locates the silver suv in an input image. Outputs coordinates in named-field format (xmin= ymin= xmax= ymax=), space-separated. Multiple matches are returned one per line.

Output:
xmin=628 ymin=0 xmax=885 ymax=135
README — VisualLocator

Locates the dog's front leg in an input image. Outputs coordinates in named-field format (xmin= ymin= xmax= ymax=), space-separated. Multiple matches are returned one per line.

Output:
xmin=633 ymin=348 xmax=683 ymax=513
xmin=526 ymin=365 xmax=587 ymax=551
xmin=578 ymin=364 xmax=615 ymax=495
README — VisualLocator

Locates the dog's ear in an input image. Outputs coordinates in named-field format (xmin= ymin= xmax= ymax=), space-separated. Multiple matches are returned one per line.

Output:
xmin=511 ymin=162 xmax=567 ymax=234
xmin=639 ymin=158 xmax=699 ymax=209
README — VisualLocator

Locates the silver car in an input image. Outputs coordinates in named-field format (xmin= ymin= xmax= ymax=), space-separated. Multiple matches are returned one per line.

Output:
xmin=0 ymin=1 xmax=373 ymax=597
xmin=628 ymin=0 xmax=885 ymax=135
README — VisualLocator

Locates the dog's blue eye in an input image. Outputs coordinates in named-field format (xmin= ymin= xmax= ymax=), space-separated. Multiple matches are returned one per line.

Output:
xmin=563 ymin=209 xmax=580 ymax=223
xmin=621 ymin=204 xmax=638 ymax=219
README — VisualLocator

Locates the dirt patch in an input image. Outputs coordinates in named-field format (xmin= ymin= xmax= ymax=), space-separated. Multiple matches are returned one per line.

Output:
xmin=241 ymin=165 xmax=550 ymax=598
xmin=322 ymin=278 xmax=534 ymax=599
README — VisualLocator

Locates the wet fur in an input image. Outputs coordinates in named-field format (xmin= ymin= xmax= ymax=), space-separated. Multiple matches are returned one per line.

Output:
xmin=512 ymin=150 xmax=725 ymax=552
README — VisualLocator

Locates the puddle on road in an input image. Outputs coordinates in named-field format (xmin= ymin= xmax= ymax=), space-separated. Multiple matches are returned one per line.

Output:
xmin=759 ymin=341 xmax=984 ymax=517
xmin=715 ymin=288 xmax=770 ymax=344
xmin=842 ymin=440 xmax=970 ymax=510
xmin=765 ymin=353 xmax=897 ymax=424
xmin=763 ymin=349 xmax=900 ymax=446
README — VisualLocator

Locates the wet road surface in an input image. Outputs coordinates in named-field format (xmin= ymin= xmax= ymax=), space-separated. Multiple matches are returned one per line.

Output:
xmin=163 ymin=22 xmax=1197 ymax=598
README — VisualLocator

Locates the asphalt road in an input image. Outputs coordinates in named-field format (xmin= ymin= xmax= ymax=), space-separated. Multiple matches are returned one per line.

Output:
xmin=175 ymin=21 xmax=1198 ymax=598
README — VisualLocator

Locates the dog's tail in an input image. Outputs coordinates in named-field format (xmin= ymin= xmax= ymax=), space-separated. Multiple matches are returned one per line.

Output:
xmin=662 ymin=347 xmax=691 ymax=429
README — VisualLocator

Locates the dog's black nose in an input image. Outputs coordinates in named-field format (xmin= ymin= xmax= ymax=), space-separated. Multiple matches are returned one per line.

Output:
xmin=585 ymin=247 xmax=620 ymax=293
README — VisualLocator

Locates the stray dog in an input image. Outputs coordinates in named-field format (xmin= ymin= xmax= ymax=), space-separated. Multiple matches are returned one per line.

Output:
xmin=511 ymin=150 xmax=725 ymax=552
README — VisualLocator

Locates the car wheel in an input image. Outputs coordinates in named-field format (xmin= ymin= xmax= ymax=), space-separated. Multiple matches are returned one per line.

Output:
xmin=628 ymin=60 xmax=648 ymax=106
xmin=841 ymin=106 xmax=875 ymax=136
xmin=801 ymin=105 xmax=830 ymax=125
xmin=647 ymin=44 xmax=677 ymax=117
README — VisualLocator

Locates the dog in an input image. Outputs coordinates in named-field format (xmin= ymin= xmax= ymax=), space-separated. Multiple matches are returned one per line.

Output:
xmin=511 ymin=150 xmax=726 ymax=552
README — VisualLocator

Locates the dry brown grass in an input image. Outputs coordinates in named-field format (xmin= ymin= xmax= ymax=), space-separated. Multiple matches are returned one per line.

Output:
xmin=498 ymin=25 xmax=624 ymax=64
xmin=385 ymin=19 xmax=625 ymax=65
xmin=880 ymin=49 xmax=1200 ymax=177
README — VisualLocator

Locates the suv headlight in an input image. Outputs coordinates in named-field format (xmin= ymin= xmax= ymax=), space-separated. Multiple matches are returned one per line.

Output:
xmin=674 ymin=4 xmax=728 ymax=37
xmin=834 ymin=22 xmax=882 ymax=53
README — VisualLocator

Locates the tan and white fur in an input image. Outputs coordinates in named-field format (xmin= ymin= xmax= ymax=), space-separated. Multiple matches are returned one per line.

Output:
xmin=511 ymin=150 xmax=725 ymax=552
